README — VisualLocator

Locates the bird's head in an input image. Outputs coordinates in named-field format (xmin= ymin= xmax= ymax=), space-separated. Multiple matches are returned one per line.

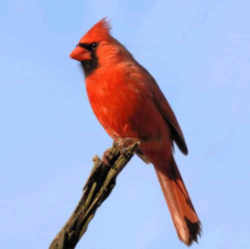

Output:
xmin=70 ymin=18 xmax=112 ymax=76
xmin=70 ymin=18 xmax=132 ymax=77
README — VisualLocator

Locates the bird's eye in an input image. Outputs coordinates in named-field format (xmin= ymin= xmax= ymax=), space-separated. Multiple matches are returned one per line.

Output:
xmin=90 ymin=42 xmax=97 ymax=49
xmin=77 ymin=42 xmax=98 ymax=51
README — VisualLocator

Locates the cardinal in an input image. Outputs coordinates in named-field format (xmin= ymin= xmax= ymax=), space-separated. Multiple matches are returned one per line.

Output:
xmin=70 ymin=18 xmax=201 ymax=245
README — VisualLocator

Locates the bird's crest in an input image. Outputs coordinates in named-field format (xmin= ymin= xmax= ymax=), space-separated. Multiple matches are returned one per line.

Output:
xmin=80 ymin=18 xmax=111 ymax=43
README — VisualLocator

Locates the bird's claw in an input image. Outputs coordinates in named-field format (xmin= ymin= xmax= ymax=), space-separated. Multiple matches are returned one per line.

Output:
xmin=102 ymin=148 xmax=113 ymax=167
xmin=115 ymin=137 xmax=140 ymax=154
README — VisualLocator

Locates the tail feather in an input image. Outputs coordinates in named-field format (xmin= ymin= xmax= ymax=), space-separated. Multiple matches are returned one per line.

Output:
xmin=154 ymin=157 xmax=201 ymax=246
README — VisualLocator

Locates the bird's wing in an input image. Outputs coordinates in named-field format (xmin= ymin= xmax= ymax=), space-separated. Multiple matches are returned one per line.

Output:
xmin=150 ymin=79 xmax=188 ymax=155
xmin=125 ymin=62 xmax=188 ymax=154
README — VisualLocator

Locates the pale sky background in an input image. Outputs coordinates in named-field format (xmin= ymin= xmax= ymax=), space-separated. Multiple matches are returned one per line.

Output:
xmin=1 ymin=1 xmax=250 ymax=249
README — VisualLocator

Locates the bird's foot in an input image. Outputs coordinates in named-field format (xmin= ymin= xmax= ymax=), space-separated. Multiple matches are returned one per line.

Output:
xmin=102 ymin=148 xmax=113 ymax=167
xmin=115 ymin=137 xmax=140 ymax=154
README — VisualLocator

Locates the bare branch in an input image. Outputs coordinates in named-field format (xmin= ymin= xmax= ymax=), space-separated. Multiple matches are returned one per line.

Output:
xmin=49 ymin=142 xmax=138 ymax=249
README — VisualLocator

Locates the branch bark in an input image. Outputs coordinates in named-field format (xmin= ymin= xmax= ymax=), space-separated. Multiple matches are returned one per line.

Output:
xmin=49 ymin=142 xmax=138 ymax=249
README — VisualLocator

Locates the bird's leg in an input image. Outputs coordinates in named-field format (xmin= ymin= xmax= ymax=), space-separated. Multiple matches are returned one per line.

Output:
xmin=102 ymin=138 xmax=140 ymax=166
xmin=115 ymin=137 xmax=140 ymax=153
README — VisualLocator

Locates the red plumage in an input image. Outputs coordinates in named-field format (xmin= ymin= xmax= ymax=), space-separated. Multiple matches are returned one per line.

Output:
xmin=70 ymin=18 xmax=201 ymax=245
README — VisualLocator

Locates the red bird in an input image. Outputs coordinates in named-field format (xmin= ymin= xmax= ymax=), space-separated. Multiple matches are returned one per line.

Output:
xmin=70 ymin=18 xmax=201 ymax=245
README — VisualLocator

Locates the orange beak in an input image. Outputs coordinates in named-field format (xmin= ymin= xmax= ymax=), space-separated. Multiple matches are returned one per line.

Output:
xmin=70 ymin=46 xmax=91 ymax=61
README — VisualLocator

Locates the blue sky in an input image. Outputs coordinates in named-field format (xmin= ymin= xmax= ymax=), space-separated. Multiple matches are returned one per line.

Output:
xmin=1 ymin=0 xmax=250 ymax=248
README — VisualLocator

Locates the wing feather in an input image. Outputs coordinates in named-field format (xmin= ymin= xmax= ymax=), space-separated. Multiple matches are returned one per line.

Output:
xmin=151 ymin=81 xmax=188 ymax=154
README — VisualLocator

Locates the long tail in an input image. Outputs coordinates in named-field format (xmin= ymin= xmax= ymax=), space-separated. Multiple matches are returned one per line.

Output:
xmin=154 ymin=156 xmax=201 ymax=246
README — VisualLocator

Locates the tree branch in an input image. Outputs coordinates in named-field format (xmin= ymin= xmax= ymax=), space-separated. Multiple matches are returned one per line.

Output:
xmin=49 ymin=142 xmax=139 ymax=249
